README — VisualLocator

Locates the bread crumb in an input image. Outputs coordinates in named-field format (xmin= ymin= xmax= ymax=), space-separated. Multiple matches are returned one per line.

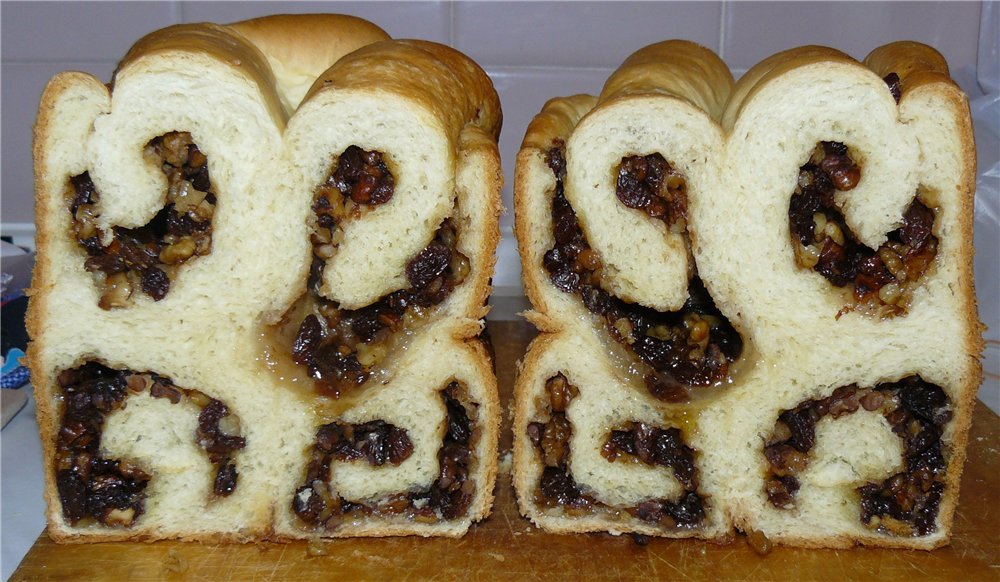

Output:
xmin=164 ymin=548 xmax=188 ymax=573
xmin=498 ymin=451 xmax=513 ymax=474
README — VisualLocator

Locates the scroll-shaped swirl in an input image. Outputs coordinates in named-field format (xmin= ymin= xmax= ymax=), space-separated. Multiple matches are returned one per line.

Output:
xmin=259 ymin=39 xmax=501 ymax=538
xmin=694 ymin=42 xmax=981 ymax=550
xmin=513 ymin=41 xmax=743 ymax=540
xmin=54 ymin=362 xmax=246 ymax=528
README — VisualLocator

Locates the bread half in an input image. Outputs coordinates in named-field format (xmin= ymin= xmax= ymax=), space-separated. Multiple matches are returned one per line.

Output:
xmin=28 ymin=14 xmax=501 ymax=542
xmin=513 ymin=39 xmax=982 ymax=549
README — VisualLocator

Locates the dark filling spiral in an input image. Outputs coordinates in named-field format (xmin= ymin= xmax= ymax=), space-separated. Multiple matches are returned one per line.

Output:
xmin=55 ymin=362 xmax=245 ymax=527
xmin=528 ymin=374 xmax=706 ymax=528
xmin=68 ymin=132 xmax=217 ymax=308
xmin=763 ymin=376 xmax=950 ymax=537
xmin=292 ymin=382 xmax=478 ymax=529
xmin=787 ymin=75 xmax=937 ymax=317
xmin=542 ymin=144 xmax=742 ymax=402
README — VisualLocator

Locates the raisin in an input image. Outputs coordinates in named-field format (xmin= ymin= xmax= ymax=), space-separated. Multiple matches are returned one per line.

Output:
xmin=140 ymin=267 xmax=170 ymax=301
xmin=331 ymin=146 xmax=394 ymax=206
xmin=667 ymin=491 xmax=705 ymax=527
xmin=292 ymin=485 xmax=325 ymax=523
xmin=445 ymin=393 xmax=472 ymax=444
xmin=539 ymin=466 xmax=586 ymax=506
xmin=815 ymin=238 xmax=855 ymax=287
xmin=292 ymin=315 xmax=322 ymax=366
xmin=56 ymin=469 xmax=89 ymax=525
xmin=883 ymin=72 xmax=902 ymax=104
xmin=900 ymin=200 xmax=935 ymax=252
xmin=213 ymin=459 xmax=238 ymax=497
xmin=549 ymin=269 xmax=580 ymax=292
xmin=546 ymin=144 xmax=566 ymax=178
xmin=406 ymin=242 xmax=451 ymax=290
xmin=779 ymin=406 xmax=817 ymax=452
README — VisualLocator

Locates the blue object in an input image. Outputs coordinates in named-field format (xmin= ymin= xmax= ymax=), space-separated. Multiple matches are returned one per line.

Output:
xmin=1 ymin=348 xmax=29 ymax=389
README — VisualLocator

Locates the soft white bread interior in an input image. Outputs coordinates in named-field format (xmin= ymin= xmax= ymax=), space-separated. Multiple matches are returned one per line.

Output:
xmin=30 ymin=22 xmax=290 ymax=542
xmin=513 ymin=39 xmax=982 ymax=549
xmin=281 ymin=39 xmax=501 ymax=310
xmin=29 ymin=14 xmax=501 ymax=543
xmin=565 ymin=41 xmax=733 ymax=311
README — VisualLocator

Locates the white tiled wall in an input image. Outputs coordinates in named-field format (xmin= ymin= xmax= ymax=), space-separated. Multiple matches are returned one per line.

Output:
xmin=1 ymin=1 xmax=991 ymax=295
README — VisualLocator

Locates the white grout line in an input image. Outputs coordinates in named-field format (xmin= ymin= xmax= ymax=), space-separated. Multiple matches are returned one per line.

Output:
xmin=718 ymin=0 xmax=728 ymax=60
xmin=448 ymin=0 xmax=456 ymax=46
xmin=169 ymin=0 xmax=181 ymax=24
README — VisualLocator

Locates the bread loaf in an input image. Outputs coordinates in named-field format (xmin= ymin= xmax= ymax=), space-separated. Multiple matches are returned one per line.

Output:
xmin=28 ymin=14 xmax=501 ymax=542
xmin=513 ymin=40 xmax=982 ymax=549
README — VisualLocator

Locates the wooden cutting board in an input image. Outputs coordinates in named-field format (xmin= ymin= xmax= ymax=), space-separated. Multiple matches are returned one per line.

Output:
xmin=11 ymin=321 xmax=1000 ymax=581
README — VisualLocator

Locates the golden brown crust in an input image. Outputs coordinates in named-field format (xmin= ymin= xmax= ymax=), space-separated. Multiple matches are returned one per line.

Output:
xmin=226 ymin=14 xmax=389 ymax=113
xmin=227 ymin=14 xmax=389 ymax=76
xmin=513 ymin=95 xmax=595 ymax=323
xmin=304 ymin=39 xmax=501 ymax=146
xmin=28 ymin=71 xmax=111 ymax=542
xmin=864 ymin=41 xmax=951 ymax=93
xmin=599 ymin=39 xmax=734 ymax=120
xmin=722 ymin=45 xmax=855 ymax=131
xmin=456 ymin=125 xmax=504 ymax=326
xmin=112 ymin=22 xmax=287 ymax=128
xmin=861 ymin=40 xmax=982 ymax=552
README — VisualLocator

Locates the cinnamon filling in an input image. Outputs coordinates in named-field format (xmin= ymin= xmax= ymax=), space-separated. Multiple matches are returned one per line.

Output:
xmin=68 ymin=132 xmax=216 ymax=308
xmin=528 ymin=374 xmax=706 ymax=528
xmin=788 ymin=140 xmax=938 ymax=317
xmin=763 ymin=376 xmax=950 ymax=536
xmin=543 ymin=144 xmax=742 ymax=402
xmin=292 ymin=381 xmax=479 ymax=528
xmin=55 ymin=362 xmax=245 ymax=527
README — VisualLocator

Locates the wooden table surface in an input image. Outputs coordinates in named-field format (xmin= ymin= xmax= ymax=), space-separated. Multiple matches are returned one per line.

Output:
xmin=11 ymin=321 xmax=1000 ymax=581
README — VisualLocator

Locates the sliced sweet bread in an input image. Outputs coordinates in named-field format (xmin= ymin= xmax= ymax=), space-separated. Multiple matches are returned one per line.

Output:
xmin=513 ymin=39 xmax=982 ymax=549
xmin=28 ymin=14 xmax=501 ymax=542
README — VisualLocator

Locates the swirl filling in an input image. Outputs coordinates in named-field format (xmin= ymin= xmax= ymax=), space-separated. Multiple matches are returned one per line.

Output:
xmin=55 ymin=362 xmax=245 ymax=527
xmin=280 ymin=147 xmax=471 ymax=398
xmin=68 ymin=132 xmax=217 ymax=309
xmin=528 ymin=373 xmax=707 ymax=528
xmin=763 ymin=376 xmax=951 ymax=537
xmin=542 ymin=144 xmax=742 ymax=402
xmin=787 ymin=75 xmax=937 ymax=318
xmin=292 ymin=381 xmax=479 ymax=529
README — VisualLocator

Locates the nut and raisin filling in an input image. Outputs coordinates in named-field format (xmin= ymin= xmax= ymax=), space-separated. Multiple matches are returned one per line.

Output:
xmin=615 ymin=153 xmax=688 ymax=232
xmin=528 ymin=374 xmax=592 ymax=510
xmin=309 ymin=145 xmax=395 ymax=259
xmin=763 ymin=376 xmax=950 ymax=537
xmin=54 ymin=362 xmax=245 ymax=527
xmin=288 ymin=146 xmax=471 ymax=398
xmin=543 ymin=144 xmax=742 ymax=402
xmin=292 ymin=381 xmax=480 ymax=529
xmin=602 ymin=423 xmax=706 ymax=528
xmin=528 ymin=374 xmax=706 ymax=528
xmin=787 ymin=75 xmax=937 ymax=317
xmin=68 ymin=132 xmax=217 ymax=309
